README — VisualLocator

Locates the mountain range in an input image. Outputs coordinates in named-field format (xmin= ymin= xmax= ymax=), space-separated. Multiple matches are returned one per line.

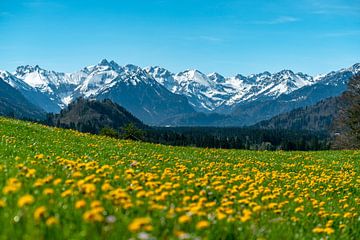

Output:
xmin=0 ymin=60 xmax=358 ymax=126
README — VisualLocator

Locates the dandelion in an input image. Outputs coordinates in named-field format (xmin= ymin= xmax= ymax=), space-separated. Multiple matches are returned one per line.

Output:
xmin=75 ymin=200 xmax=87 ymax=209
xmin=46 ymin=217 xmax=59 ymax=226
xmin=83 ymin=209 xmax=104 ymax=223
xmin=178 ymin=215 xmax=191 ymax=224
xmin=61 ymin=189 xmax=72 ymax=198
xmin=34 ymin=206 xmax=47 ymax=221
xmin=0 ymin=199 xmax=6 ymax=208
xmin=217 ymin=212 xmax=227 ymax=220
xmin=128 ymin=217 xmax=152 ymax=232
xmin=196 ymin=220 xmax=210 ymax=230
xmin=324 ymin=227 xmax=335 ymax=235
xmin=72 ymin=171 xmax=83 ymax=178
xmin=35 ymin=154 xmax=45 ymax=159
xmin=101 ymin=183 xmax=113 ymax=192
xmin=18 ymin=194 xmax=34 ymax=208
xmin=43 ymin=188 xmax=54 ymax=195
xmin=295 ymin=206 xmax=304 ymax=213
xmin=53 ymin=178 xmax=62 ymax=186
xmin=312 ymin=227 xmax=323 ymax=233
xmin=90 ymin=200 xmax=102 ymax=208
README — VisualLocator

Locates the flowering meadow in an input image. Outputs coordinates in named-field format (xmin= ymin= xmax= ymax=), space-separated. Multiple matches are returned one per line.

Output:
xmin=0 ymin=117 xmax=359 ymax=239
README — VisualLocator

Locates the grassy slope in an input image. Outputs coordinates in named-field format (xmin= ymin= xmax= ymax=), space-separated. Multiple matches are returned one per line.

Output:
xmin=0 ymin=117 xmax=359 ymax=239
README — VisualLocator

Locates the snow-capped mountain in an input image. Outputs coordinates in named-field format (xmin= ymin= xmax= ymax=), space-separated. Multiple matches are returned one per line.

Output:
xmin=146 ymin=67 xmax=317 ymax=113
xmin=11 ymin=59 xmax=195 ymax=124
xmin=0 ymin=70 xmax=32 ymax=91
xmin=0 ymin=60 xmax=358 ymax=126
xmin=228 ymin=63 xmax=360 ymax=125
xmin=0 ymin=69 xmax=62 ymax=113
xmin=14 ymin=65 xmax=79 ymax=109
xmin=0 ymin=76 xmax=45 ymax=120
xmin=74 ymin=60 xmax=160 ymax=98
xmin=70 ymin=60 xmax=195 ymax=124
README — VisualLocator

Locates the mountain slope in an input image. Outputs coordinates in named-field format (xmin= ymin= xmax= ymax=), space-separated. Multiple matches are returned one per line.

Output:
xmin=253 ymin=96 xmax=347 ymax=131
xmin=0 ymin=78 xmax=46 ymax=120
xmin=46 ymin=98 xmax=147 ymax=133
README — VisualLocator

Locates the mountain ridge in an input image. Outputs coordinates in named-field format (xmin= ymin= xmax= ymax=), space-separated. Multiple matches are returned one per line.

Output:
xmin=0 ymin=60 xmax=358 ymax=126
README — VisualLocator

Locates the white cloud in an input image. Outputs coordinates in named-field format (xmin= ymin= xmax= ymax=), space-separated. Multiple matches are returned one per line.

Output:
xmin=308 ymin=0 xmax=360 ymax=15
xmin=23 ymin=0 xmax=65 ymax=9
xmin=252 ymin=16 xmax=300 ymax=25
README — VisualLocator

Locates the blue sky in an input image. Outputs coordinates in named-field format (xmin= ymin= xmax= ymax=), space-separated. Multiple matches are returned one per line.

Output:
xmin=0 ymin=0 xmax=359 ymax=76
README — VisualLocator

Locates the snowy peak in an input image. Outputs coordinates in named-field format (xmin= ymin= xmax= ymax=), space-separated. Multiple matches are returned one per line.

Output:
xmin=144 ymin=66 xmax=177 ymax=91
xmin=14 ymin=65 xmax=78 ymax=91
xmin=274 ymin=70 xmax=313 ymax=88
xmin=144 ymin=66 xmax=173 ymax=81
xmin=99 ymin=59 xmax=110 ymax=66
xmin=347 ymin=63 xmax=360 ymax=74
xmin=0 ymin=70 xmax=11 ymax=79
xmin=316 ymin=63 xmax=360 ymax=86
xmin=208 ymin=72 xmax=225 ymax=83
xmin=0 ymin=70 xmax=32 ymax=91
xmin=175 ymin=69 xmax=214 ymax=87
xmin=75 ymin=61 xmax=162 ymax=100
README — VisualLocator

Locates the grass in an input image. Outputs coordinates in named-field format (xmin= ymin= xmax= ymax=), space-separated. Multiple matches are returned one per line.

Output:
xmin=0 ymin=117 xmax=359 ymax=239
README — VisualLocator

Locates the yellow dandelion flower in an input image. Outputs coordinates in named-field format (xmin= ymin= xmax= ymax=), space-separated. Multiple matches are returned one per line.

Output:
xmin=18 ymin=194 xmax=34 ymax=208
xmin=217 ymin=212 xmax=227 ymax=220
xmin=35 ymin=154 xmax=45 ymax=159
xmin=25 ymin=168 xmax=36 ymax=178
xmin=2 ymin=185 xmax=18 ymax=194
xmin=43 ymin=188 xmax=54 ymax=195
xmin=61 ymin=189 xmax=72 ymax=198
xmin=295 ymin=206 xmax=304 ymax=213
xmin=312 ymin=227 xmax=323 ymax=233
xmin=83 ymin=210 xmax=104 ymax=222
xmin=196 ymin=220 xmax=210 ymax=230
xmin=240 ymin=215 xmax=251 ymax=222
xmin=34 ymin=206 xmax=47 ymax=221
xmin=72 ymin=171 xmax=83 ymax=178
xmin=252 ymin=205 xmax=262 ymax=212
xmin=179 ymin=214 xmax=191 ymax=223
xmin=324 ymin=227 xmax=335 ymax=235
xmin=101 ymin=183 xmax=113 ymax=192
xmin=90 ymin=200 xmax=102 ymax=208
xmin=128 ymin=217 xmax=152 ymax=232
xmin=46 ymin=217 xmax=59 ymax=226
xmin=326 ymin=220 xmax=334 ymax=227
xmin=53 ymin=178 xmax=62 ymax=186
xmin=75 ymin=200 xmax=87 ymax=209
xmin=0 ymin=199 xmax=6 ymax=208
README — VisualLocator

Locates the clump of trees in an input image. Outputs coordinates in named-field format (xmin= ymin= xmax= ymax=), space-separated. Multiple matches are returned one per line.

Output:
xmin=100 ymin=123 xmax=145 ymax=141
xmin=332 ymin=74 xmax=360 ymax=149
xmin=120 ymin=123 xmax=145 ymax=141
xmin=99 ymin=127 xmax=119 ymax=138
